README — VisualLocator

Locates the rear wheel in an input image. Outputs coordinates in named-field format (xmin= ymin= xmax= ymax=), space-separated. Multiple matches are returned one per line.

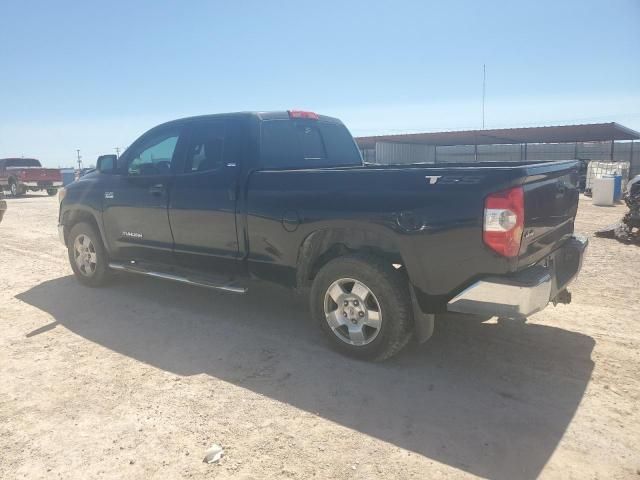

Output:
xmin=310 ymin=254 xmax=413 ymax=361
xmin=9 ymin=180 xmax=21 ymax=197
xmin=67 ymin=222 xmax=111 ymax=287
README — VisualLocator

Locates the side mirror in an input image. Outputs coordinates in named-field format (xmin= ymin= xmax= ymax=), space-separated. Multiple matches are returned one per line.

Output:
xmin=97 ymin=154 xmax=117 ymax=174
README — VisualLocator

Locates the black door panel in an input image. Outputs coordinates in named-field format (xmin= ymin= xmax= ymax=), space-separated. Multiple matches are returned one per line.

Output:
xmin=168 ymin=119 xmax=242 ymax=275
xmin=102 ymin=125 xmax=184 ymax=264
xmin=102 ymin=175 xmax=174 ymax=263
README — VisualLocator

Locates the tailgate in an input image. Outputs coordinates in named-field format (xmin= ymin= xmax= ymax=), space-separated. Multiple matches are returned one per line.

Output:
xmin=518 ymin=162 xmax=580 ymax=268
xmin=22 ymin=168 xmax=62 ymax=182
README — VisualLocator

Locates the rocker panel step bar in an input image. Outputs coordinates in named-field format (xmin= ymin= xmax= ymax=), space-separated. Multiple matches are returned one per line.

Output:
xmin=108 ymin=262 xmax=247 ymax=294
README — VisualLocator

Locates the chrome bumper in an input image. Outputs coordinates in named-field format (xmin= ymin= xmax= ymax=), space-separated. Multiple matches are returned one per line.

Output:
xmin=58 ymin=224 xmax=66 ymax=246
xmin=447 ymin=235 xmax=588 ymax=318
xmin=22 ymin=181 xmax=63 ymax=187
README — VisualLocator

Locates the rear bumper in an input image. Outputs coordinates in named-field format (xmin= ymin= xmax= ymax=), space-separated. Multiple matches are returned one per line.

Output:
xmin=447 ymin=235 xmax=588 ymax=318
xmin=21 ymin=181 xmax=62 ymax=188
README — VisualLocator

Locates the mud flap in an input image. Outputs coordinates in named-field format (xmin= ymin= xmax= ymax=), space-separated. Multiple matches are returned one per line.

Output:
xmin=410 ymin=286 xmax=435 ymax=344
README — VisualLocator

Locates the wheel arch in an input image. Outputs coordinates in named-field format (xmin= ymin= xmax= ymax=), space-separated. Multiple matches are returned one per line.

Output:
xmin=296 ymin=226 xmax=406 ymax=291
xmin=60 ymin=208 xmax=104 ymax=248
xmin=297 ymin=226 xmax=436 ymax=344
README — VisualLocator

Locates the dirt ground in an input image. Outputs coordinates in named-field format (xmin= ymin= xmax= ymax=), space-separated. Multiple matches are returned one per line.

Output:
xmin=0 ymin=193 xmax=638 ymax=480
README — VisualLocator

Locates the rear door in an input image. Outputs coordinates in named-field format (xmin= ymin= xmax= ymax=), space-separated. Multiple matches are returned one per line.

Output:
xmin=102 ymin=124 xmax=186 ymax=264
xmin=168 ymin=118 xmax=243 ymax=276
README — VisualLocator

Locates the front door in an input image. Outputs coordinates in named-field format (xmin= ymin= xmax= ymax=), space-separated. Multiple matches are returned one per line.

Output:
xmin=102 ymin=125 xmax=185 ymax=265
xmin=168 ymin=118 xmax=243 ymax=276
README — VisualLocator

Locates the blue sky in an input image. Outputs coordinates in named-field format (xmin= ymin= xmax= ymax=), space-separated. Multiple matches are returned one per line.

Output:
xmin=1 ymin=0 xmax=639 ymax=167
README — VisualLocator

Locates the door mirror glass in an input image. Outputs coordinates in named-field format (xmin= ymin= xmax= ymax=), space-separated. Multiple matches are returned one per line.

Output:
xmin=97 ymin=154 xmax=117 ymax=174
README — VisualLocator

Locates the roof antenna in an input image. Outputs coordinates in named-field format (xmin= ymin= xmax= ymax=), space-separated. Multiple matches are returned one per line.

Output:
xmin=482 ymin=64 xmax=486 ymax=130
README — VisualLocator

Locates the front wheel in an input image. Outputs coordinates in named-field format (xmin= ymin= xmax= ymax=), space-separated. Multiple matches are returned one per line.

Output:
xmin=67 ymin=222 xmax=111 ymax=287
xmin=47 ymin=188 xmax=58 ymax=196
xmin=310 ymin=254 xmax=413 ymax=361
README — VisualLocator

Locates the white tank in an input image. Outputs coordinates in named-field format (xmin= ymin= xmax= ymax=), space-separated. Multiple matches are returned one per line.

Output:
xmin=592 ymin=177 xmax=615 ymax=206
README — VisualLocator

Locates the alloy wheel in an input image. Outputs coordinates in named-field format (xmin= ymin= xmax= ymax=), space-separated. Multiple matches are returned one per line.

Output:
xmin=73 ymin=234 xmax=98 ymax=277
xmin=323 ymin=278 xmax=382 ymax=346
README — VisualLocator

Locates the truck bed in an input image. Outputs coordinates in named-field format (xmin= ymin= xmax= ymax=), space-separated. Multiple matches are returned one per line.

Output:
xmin=246 ymin=159 xmax=580 ymax=311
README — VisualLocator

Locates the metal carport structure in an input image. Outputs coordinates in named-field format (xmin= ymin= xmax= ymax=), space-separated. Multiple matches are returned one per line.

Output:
xmin=356 ymin=122 xmax=640 ymax=164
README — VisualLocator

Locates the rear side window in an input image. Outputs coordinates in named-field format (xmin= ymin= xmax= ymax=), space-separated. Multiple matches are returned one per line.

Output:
xmin=183 ymin=120 xmax=242 ymax=173
xmin=260 ymin=120 xmax=361 ymax=168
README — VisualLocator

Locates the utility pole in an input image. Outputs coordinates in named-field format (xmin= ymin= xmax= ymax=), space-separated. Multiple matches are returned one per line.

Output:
xmin=482 ymin=64 xmax=486 ymax=130
xmin=76 ymin=149 xmax=82 ymax=170
xmin=114 ymin=147 xmax=120 ymax=157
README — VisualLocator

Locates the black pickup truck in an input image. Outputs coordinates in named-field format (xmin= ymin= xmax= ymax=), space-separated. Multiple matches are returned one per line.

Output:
xmin=58 ymin=111 xmax=587 ymax=360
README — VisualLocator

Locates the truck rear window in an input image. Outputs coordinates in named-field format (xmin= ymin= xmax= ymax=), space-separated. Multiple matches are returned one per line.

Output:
xmin=5 ymin=159 xmax=41 ymax=168
xmin=260 ymin=120 xmax=361 ymax=168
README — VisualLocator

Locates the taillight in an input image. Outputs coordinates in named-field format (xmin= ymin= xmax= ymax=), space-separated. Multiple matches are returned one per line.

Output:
xmin=483 ymin=186 xmax=525 ymax=257
xmin=288 ymin=110 xmax=319 ymax=120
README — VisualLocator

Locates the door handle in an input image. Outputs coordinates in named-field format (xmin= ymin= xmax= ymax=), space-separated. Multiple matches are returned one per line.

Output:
xmin=149 ymin=184 xmax=165 ymax=196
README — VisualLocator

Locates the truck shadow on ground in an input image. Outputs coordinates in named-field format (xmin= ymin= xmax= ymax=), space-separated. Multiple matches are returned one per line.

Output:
xmin=18 ymin=275 xmax=595 ymax=480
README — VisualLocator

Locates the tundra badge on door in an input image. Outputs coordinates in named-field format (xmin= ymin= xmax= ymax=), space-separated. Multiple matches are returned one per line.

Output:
xmin=425 ymin=176 xmax=442 ymax=185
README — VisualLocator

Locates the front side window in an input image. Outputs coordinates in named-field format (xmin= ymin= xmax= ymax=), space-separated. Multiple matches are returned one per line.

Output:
xmin=126 ymin=129 xmax=180 ymax=176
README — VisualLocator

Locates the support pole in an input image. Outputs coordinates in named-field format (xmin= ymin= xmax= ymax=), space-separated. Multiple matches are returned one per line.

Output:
xmin=610 ymin=140 xmax=615 ymax=161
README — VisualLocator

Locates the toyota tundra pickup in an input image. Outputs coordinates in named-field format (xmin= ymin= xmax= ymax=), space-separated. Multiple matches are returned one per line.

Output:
xmin=0 ymin=158 xmax=62 ymax=196
xmin=58 ymin=111 xmax=587 ymax=360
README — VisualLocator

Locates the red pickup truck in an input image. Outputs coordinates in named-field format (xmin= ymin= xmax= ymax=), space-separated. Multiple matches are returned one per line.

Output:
xmin=0 ymin=158 xmax=62 ymax=197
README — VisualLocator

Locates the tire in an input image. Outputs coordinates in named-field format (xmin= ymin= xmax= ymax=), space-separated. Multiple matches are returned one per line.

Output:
xmin=310 ymin=254 xmax=413 ymax=361
xmin=47 ymin=188 xmax=58 ymax=196
xmin=9 ymin=180 xmax=21 ymax=197
xmin=67 ymin=222 xmax=111 ymax=287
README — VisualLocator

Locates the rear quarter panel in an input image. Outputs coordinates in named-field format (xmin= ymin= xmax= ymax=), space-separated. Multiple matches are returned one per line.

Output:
xmin=245 ymin=166 xmax=520 ymax=308
xmin=245 ymin=161 xmax=580 ymax=311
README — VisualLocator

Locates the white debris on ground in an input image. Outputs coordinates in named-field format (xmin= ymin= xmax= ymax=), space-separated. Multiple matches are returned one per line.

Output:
xmin=203 ymin=444 xmax=224 ymax=464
